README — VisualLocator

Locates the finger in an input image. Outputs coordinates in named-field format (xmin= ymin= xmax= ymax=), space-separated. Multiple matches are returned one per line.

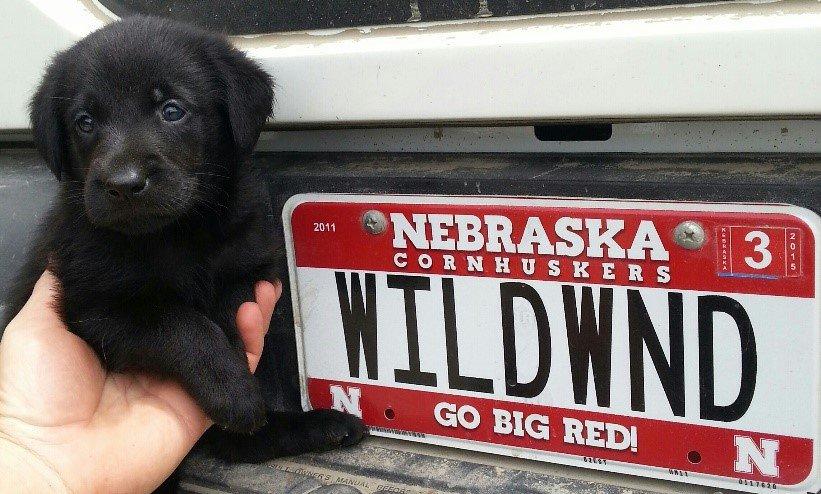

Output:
xmin=236 ymin=301 xmax=265 ymax=372
xmin=12 ymin=270 xmax=64 ymax=330
xmin=254 ymin=280 xmax=281 ymax=332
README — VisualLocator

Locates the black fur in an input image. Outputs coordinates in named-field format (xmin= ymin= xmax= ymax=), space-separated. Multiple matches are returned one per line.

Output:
xmin=3 ymin=16 xmax=365 ymax=460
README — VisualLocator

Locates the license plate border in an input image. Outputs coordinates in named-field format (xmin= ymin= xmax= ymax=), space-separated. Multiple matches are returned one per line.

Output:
xmin=283 ymin=193 xmax=821 ymax=494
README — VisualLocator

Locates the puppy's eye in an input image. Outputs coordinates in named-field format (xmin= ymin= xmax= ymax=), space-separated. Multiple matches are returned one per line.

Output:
xmin=75 ymin=113 xmax=95 ymax=133
xmin=161 ymin=102 xmax=186 ymax=122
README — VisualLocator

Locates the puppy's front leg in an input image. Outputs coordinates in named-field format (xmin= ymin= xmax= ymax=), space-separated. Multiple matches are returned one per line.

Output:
xmin=68 ymin=306 xmax=266 ymax=433
xmin=212 ymin=280 xmax=257 ymax=350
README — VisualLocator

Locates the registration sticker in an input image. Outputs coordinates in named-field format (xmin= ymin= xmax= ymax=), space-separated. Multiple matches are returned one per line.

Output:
xmin=284 ymin=194 xmax=820 ymax=493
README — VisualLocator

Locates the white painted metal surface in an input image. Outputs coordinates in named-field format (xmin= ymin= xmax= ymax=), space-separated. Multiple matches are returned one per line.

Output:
xmin=0 ymin=0 xmax=99 ymax=129
xmin=1 ymin=0 xmax=819 ymax=131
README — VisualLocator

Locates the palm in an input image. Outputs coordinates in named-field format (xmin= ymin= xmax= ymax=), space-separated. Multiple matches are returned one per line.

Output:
xmin=0 ymin=272 xmax=279 ymax=493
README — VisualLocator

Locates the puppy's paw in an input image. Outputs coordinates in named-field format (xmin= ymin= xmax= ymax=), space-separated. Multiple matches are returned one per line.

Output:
xmin=301 ymin=409 xmax=368 ymax=451
xmin=198 ymin=409 xmax=367 ymax=461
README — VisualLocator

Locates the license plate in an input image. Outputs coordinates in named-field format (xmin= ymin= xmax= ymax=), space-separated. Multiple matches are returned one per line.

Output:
xmin=284 ymin=194 xmax=820 ymax=494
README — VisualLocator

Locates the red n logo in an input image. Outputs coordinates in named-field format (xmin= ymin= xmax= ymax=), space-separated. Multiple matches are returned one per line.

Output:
xmin=734 ymin=436 xmax=779 ymax=477
xmin=330 ymin=385 xmax=362 ymax=418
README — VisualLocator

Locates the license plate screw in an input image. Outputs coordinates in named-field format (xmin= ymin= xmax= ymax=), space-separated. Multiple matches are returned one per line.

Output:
xmin=674 ymin=221 xmax=706 ymax=249
xmin=362 ymin=210 xmax=387 ymax=235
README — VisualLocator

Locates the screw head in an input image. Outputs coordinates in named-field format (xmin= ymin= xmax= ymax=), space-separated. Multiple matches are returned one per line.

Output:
xmin=362 ymin=210 xmax=387 ymax=235
xmin=674 ymin=221 xmax=706 ymax=250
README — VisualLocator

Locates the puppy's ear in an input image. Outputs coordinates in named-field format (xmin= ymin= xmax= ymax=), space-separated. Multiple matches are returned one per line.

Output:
xmin=209 ymin=43 xmax=273 ymax=156
xmin=30 ymin=53 xmax=69 ymax=180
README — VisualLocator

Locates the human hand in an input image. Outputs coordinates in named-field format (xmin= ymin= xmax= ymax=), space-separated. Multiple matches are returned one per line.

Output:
xmin=0 ymin=271 xmax=281 ymax=493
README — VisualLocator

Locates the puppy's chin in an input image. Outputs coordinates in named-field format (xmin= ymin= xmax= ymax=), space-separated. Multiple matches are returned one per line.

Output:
xmin=85 ymin=206 xmax=180 ymax=235
xmin=83 ymin=194 xmax=192 ymax=236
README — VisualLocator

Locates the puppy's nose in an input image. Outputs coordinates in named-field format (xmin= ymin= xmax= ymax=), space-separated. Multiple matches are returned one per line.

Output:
xmin=102 ymin=167 xmax=148 ymax=199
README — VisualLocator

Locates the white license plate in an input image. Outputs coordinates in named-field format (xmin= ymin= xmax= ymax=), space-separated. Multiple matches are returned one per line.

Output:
xmin=284 ymin=194 xmax=820 ymax=494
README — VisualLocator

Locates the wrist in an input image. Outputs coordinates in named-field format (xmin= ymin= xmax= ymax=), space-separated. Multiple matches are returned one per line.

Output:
xmin=0 ymin=436 xmax=70 ymax=493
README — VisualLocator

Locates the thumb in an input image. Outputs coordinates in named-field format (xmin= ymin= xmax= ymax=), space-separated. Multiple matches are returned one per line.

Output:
xmin=14 ymin=271 xmax=64 ymax=329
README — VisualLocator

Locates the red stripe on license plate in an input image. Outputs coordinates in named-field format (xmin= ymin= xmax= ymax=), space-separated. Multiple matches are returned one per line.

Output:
xmin=308 ymin=378 xmax=814 ymax=486
xmin=291 ymin=201 xmax=815 ymax=298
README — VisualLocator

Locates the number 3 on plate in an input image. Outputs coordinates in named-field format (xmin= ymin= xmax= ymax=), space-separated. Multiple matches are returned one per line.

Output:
xmin=743 ymin=230 xmax=772 ymax=270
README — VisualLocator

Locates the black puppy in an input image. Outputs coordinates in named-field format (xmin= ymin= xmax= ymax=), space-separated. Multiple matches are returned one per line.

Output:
xmin=3 ymin=16 xmax=365 ymax=460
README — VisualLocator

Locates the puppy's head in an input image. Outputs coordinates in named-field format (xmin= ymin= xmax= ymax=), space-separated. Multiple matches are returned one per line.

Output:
xmin=31 ymin=16 xmax=273 ymax=234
